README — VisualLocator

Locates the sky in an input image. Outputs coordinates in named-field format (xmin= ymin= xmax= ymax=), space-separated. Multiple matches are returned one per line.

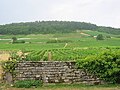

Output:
xmin=0 ymin=0 xmax=120 ymax=28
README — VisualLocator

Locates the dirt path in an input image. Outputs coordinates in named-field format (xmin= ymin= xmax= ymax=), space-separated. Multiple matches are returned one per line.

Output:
xmin=64 ymin=43 xmax=68 ymax=48
xmin=80 ymin=32 xmax=90 ymax=36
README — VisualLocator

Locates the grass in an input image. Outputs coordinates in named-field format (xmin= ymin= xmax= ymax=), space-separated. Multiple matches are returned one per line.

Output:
xmin=0 ymin=43 xmax=65 ymax=50
xmin=1 ymin=83 xmax=120 ymax=90
xmin=36 ymin=84 xmax=120 ymax=90
xmin=81 ymin=30 xmax=113 ymax=36
xmin=0 ymin=31 xmax=120 ymax=50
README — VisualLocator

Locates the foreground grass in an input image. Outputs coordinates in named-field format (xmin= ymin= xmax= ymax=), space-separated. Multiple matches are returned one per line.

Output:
xmin=36 ymin=84 xmax=120 ymax=90
xmin=1 ymin=84 xmax=120 ymax=90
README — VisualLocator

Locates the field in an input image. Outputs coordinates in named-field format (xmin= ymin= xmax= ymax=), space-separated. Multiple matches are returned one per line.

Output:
xmin=0 ymin=30 xmax=120 ymax=50
xmin=22 ymin=47 xmax=120 ymax=61
xmin=0 ymin=30 xmax=120 ymax=90
xmin=0 ymin=30 xmax=120 ymax=61
xmin=0 ymin=30 xmax=119 ymax=61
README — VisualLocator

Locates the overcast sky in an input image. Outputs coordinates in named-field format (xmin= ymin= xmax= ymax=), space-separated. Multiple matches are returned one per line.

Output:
xmin=0 ymin=0 xmax=120 ymax=28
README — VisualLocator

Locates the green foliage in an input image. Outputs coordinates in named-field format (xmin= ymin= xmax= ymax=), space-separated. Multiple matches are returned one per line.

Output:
xmin=12 ymin=40 xmax=25 ymax=44
xmin=14 ymin=80 xmax=42 ymax=88
xmin=1 ymin=60 xmax=17 ymax=78
xmin=6 ymin=48 xmax=120 ymax=62
xmin=9 ymin=51 xmax=26 ymax=61
xmin=96 ymin=34 xmax=104 ymax=40
xmin=24 ymin=48 xmax=97 ymax=61
xmin=12 ymin=37 xmax=17 ymax=42
xmin=76 ymin=50 xmax=120 ymax=83
xmin=106 ymin=35 xmax=111 ymax=38
xmin=11 ymin=36 xmax=25 ymax=44
xmin=0 ymin=21 xmax=119 ymax=35
xmin=25 ymin=50 xmax=47 ymax=61
xmin=23 ymin=47 xmax=120 ymax=61
xmin=9 ymin=51 xmax=20 ymax=60
xmin=0 ymin=32 xmax=120 ymax=50
xmin=46 ymin=40 xmax=72 ymax=43
xmin=97 ymin=26 xmax=120 ymax=35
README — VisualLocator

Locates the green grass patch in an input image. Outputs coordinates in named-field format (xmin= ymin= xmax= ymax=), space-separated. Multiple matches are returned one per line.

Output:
xmin=0 ymin=32 xmax=119 ymax=50
xmin=34 ymin=83 xmax=120 ymax=90
xmin=14 ymin=80 xmax=42 ymax=88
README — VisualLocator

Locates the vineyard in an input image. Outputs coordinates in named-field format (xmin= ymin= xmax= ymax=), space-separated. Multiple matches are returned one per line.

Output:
xmin=21 ymin=47 xmax=120 ymax=61
xmin=9 ymin=47 xmax=120 ymax=84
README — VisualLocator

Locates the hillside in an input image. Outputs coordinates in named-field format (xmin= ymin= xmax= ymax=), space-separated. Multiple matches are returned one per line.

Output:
xmin=0 ymin=21 xmax=120 ymax=35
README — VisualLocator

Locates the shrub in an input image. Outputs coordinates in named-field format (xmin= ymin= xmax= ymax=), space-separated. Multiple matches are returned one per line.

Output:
xmin=12 ymin=37 xmax=17 ymax=42
xmin=76 ymin=50 xmax=120 ymax=83
xmin=1 ymin=60 xmax=17 ymax=74
xmin=96 ymin=34 xmax=104 ymax=40
xmin=14 ymin=80 xmax=42 ymax=88
xmin=12 ymin=40 xmax=25 ymax=44
xmin=1 ymin=60 xmax=17 ymax=82
xmin=9 ymin=51 xmax=26 ymax=61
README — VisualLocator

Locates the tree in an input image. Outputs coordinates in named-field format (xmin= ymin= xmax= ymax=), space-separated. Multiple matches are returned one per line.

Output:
xmin=12 ymin=37 xmax=17 ymax=43
xmin=96 ymin=34 xmax=104 ymax=40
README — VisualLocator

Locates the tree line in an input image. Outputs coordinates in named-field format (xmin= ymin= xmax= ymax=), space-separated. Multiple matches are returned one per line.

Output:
xmin=0 ymin=21 xmax=120 ymax=35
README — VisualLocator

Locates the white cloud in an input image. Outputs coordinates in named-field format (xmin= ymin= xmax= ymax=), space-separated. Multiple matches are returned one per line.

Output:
xmin=49 ymin=0 xmax=104 ymax=22
xmin=0 ymin=0 xmax=120 ymax=28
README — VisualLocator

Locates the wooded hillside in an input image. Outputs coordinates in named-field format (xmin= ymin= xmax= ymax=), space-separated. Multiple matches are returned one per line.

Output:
xmin=0 ymin=21 xmax=120 ymax=35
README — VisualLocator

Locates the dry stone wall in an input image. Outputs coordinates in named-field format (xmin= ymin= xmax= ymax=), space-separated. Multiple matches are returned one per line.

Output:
xmin=15 ymin=61 xmax=101 ymax=84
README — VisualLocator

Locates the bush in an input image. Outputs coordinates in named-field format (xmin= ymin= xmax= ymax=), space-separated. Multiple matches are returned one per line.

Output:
xmin=12 ymin=40 xmax=25 ymax=44
xmin=1 ymin=60 xmax=17 ymax=74
xmin=14 ymin=80 xmax=42 ymax=88
xmin=1 ymin=60 xmax=17 ymax=82
xmin=9 ymin=51 xmax=26 ymax=61
xmin=96 ymin=34 xmax=104 ymax=40
xmin=76 ymin=50 xmax=120 ymax=83
xmin=12 ymin=37 xmax=17 ymax=42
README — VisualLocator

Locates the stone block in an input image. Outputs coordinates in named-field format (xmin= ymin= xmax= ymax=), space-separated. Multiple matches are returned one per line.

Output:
xmin=36 ymin=75 xmax=40 ymax=78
